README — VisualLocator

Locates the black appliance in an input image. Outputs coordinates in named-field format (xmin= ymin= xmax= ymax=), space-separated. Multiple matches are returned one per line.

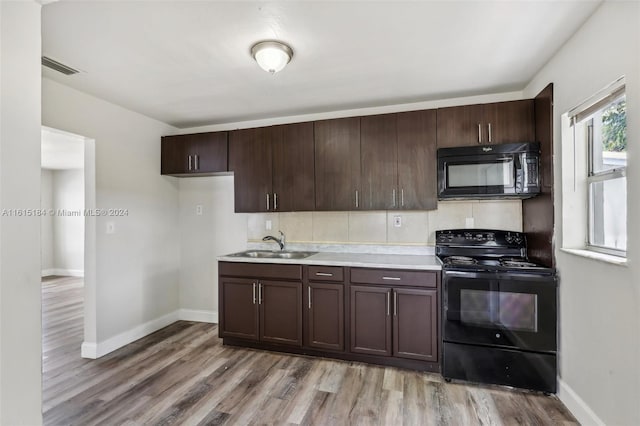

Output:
xmin=437 ymin=229 xmax=557 ymax=393
xmin=437 ymin=142 xmax=540 ymax=200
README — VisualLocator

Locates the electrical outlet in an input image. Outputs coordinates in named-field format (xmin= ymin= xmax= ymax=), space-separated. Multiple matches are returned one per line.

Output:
xmin=465 ymin=217 xmax=474 ymax=228
xmin=393 ymin=215 xmax=402 ymax=228
xmin=196 ymin=205 xmax=203 ymax=216
xmin=106 ymin=222 xmax=115 ymax=234
xmin=266 ymin=220 xmax=272 ymax=230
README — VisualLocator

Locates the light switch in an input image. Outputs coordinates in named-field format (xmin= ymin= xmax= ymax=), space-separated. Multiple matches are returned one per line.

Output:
xmin=196 ymin=205 xmax=203 ymax=216
xmin=106 ymin=222 xmax=115 ymax=234
xmin=266 ymin=220 xmax=272 ymax=230
xmin=393 ymin=216 xmax=402 ymax=228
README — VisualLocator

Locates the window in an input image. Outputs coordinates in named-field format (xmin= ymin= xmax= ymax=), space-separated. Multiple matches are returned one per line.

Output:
xmin=570 ymin=81 xmax=627 ymax=257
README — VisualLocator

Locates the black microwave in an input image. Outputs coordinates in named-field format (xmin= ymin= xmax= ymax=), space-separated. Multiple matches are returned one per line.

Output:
xmin=437 ymin=142 xmax=541 ymax=200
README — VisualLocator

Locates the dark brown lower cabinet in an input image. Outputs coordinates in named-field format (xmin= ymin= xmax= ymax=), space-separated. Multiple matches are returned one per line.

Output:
xmin=305 ymin=282 xmax=344 ymax=352
xmin=219 ymin=275 xmax=302 ymax=347
xmin=219 ymin=277 xmax=259 ymax=341
xmin=350 ymin=285 xmax=392 ymax=356
xmin=350 ymin=285 xmax=438 ymax=361
xmin=260 ymin=280 xmax=302 ymax=346
xmin=393 ymin=288 xmax=438 ymax=362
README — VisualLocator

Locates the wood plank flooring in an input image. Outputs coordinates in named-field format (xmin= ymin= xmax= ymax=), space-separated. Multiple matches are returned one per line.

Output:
xmin=42 ymin=276 xmax=578 ymax=425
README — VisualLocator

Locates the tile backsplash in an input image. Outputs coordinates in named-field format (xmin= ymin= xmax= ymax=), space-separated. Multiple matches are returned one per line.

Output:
xmin=248 ymin=200 xmax=522 ymax=246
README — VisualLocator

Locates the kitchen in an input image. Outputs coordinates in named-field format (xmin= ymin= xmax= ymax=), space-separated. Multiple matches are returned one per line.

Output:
xmin=0 ymin=1 xmax=638 ymax=425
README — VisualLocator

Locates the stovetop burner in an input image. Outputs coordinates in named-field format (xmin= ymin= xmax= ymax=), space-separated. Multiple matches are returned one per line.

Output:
xmin=444 ymin=256 xmax=477 ymax=265
xmin=500 ymin=258 xmax=541 ymax=268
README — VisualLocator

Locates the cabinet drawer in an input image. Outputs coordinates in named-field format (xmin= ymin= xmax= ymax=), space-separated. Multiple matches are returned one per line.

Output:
xmin=350 ymin=268 xmax=437 ymax=288
xmin=219 ymin=262 xmax=302 ymax=280
xmin=308 ymin=266 xmax=344 ymax=282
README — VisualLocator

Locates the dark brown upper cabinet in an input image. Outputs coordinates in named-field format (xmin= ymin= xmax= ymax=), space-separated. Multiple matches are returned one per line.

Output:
xmin=360 ymin=110 xmax=438 ymax=210
xmin=161 ymin=132 xmax=228 ymax=176
xmin=229 ymin=123 xmax=315 ymax=213
xmin=437 ymin=100 xmax=534 ymax=148
xmin=314 ymin=117 xmax=361 ymax=211
xmin=229 ymin=126 xmax=276 ymax=212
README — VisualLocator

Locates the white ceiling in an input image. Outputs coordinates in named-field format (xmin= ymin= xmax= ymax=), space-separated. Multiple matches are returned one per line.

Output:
xmin=42 ymin=1 xmax=602 ymax=129
xmin=41 ymin=127 xmax=85 ymax=170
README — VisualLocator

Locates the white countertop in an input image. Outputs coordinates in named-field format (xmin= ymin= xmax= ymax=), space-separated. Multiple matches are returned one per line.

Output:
xmin=217 ymin=251 xmax=442 ymax=271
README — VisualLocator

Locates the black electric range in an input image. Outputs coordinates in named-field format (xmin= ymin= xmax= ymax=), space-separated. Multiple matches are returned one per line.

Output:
xmin=436 ymin=229 xmax=557 ymax=393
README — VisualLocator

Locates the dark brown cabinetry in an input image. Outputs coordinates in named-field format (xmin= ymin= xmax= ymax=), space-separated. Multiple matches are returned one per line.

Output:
xmin=161 ymin=132 xmax=228 ymax=176
xmin=229 ymin=123 xmax=315 ymax=213
xmin=437 ymin=100 xmax=534 ymax=148
xmin=349 ymin=268 xmax=439 ymax=362
xmin=219 ymin=262 xmax=302 ymax=346
xmin=360 ymin=110 xmax=437 ymax=210
xmin=314 ymin=117 xmax=361 ymax=210
xmin=304 ymin=266 xmax=345 ymax=352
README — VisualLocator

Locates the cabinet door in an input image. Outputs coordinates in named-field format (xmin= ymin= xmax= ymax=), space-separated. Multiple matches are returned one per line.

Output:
xmin=259 ymin=280 xmax=302 ymax=347
xmin=483 ymin=100 xmax=534 ymax=144
xmin=161 ymin=134 xmax=192 ymax=175
xmin=191 ymin=132 xmax=228 ymax=173
xmin=397 ymin=110 xmax=437 ymax=210
xmin=305 ymin=283 xmax=344 ymax=352
xmin=393 ymin=288 xmax=438 ymax=362
xmin=436 ymin=104 xmax=484 ymax=148
xmin=219 ymin=277 xmax=259 ymax=341
xmin=350 ymin=285 xmax=392 ymax=356
xmin=272 ymin=122 xmax=315 ymax=211
xmin=229 ymin=127 xmax=279 ymax=212
xmin=360 ymin=114 xmax=398 ymax=209
xmin=314 ymin=117 xmax=361 ymax=210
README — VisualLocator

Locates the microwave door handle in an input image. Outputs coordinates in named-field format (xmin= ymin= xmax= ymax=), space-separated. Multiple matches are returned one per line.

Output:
xmin=514 ymin=155 xmax=523 ymax=193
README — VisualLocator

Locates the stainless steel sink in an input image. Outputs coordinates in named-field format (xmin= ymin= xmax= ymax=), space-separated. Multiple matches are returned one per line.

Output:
xmin=227 ymin=250 xmax=317 ymax=260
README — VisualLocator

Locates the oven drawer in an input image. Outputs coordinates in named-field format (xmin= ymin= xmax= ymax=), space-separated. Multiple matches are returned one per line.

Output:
xmin=350 ymin=268 xmax=437 ymax=288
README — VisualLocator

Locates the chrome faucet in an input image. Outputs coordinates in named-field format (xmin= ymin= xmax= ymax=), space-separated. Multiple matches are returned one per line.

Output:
xmin=262 ymin=230 xmax=285 ymax=250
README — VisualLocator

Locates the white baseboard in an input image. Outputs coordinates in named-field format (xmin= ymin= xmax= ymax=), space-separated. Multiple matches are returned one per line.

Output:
xmin=80 ymin=308 xmax=218 ymax=359
xmin=178 ymin=309 xmax=218 ymax=323
xmin=81 ymin=310 xmax=179 ymax=359
xmin=42 ymin=268 xmax=84 ymax=277
xmin=558 ymin=378 xmax=606 ymax=426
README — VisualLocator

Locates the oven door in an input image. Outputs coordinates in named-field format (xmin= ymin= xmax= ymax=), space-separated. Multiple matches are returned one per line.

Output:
xmin=443 ymin=270 xmax=556 ymax=353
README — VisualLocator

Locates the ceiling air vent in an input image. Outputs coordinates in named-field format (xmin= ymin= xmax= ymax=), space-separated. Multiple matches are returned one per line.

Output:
xmin=41 ymin=56 xmax=79 ymax=75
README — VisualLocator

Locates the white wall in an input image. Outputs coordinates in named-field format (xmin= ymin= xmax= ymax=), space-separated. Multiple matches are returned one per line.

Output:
xmin=41 ymin=169 xmax=54 ymax=272
xmin=0 ymin=1 xmax=43 ymax=423
xmin=178 ymin=176 xmax=246 ymax=318
xmin=524 ymin=2 xmax=640 ymax=425
xmin=42 ymin=78 xmax=181 ymax=356
xmin=52 ymin=169 xmax=84 ymax=275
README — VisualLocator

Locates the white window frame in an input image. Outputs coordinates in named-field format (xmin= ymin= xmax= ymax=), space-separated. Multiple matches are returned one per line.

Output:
xmin=568 ymin=78 xmax=627 ymax=258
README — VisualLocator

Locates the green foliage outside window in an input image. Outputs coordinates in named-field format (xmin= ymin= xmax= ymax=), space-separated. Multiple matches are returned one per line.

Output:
xmin=602 ymin=99 xmax=626 ymax=152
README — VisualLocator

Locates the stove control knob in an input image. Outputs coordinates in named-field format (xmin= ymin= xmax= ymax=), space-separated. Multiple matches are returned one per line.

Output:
xmin=495 ymin=333 xmax=501 ymax=338
xmin=475 ymin=233 xmax=484 ymax=241
xmin=505 ymin=233 xmax=513 ymax=243
xmin=464 ymin=232 xmax=472 ymax=239
xmin=487 ymin=233 xmax=495 ymax=241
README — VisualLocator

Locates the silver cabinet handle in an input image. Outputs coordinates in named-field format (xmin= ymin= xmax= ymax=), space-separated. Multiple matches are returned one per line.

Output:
xmin=392 ymin=189 xmax=396 ymax=208
xmin=386 ymin=291 xmax=390 ymax=316
xmin=258 ymin=283 xmax=263 ymax=304
xmin=188 ymin=155 xmax=192 ymax=171
xmin=315 ymin=272 xmax=333 ymax=277
xmin=393 ymin=291 xmax=397 ymax=316
xmin=355 ymin=190 xmax=359 ymax=208
xmin=382 ymin=276 xmax=401 ymax=281
xmin=487 ymin=123 xmax=492 ymax=143
xmin=477 ymin=123 xmax=482 ymax=144
xmin=273 ymin=193 xmax=278 ymax=211
xmin=252 ymin=282 xmax=256 ymax=305
xmin=194 ymin=154 xmax=199 ymax=170
xmin=266 ymin=193 xmax=270 ymax=211
xmin=308 ymin=286 xmax=312 ymax=309
xmin=401 ymin=189 xmax=404 ymax=207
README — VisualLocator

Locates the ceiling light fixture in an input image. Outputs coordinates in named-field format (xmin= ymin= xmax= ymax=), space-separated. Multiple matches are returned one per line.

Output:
xmin=251 ymin=40 xmax=293 ymax=74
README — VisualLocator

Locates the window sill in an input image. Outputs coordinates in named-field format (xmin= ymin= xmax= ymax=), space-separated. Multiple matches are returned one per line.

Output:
xmin=560 ymin=248 xmax=627 ymax=266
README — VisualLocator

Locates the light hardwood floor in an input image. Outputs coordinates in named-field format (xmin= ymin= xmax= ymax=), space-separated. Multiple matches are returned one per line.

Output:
xmin=42 ymin=276 xmax=578 ymax=425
